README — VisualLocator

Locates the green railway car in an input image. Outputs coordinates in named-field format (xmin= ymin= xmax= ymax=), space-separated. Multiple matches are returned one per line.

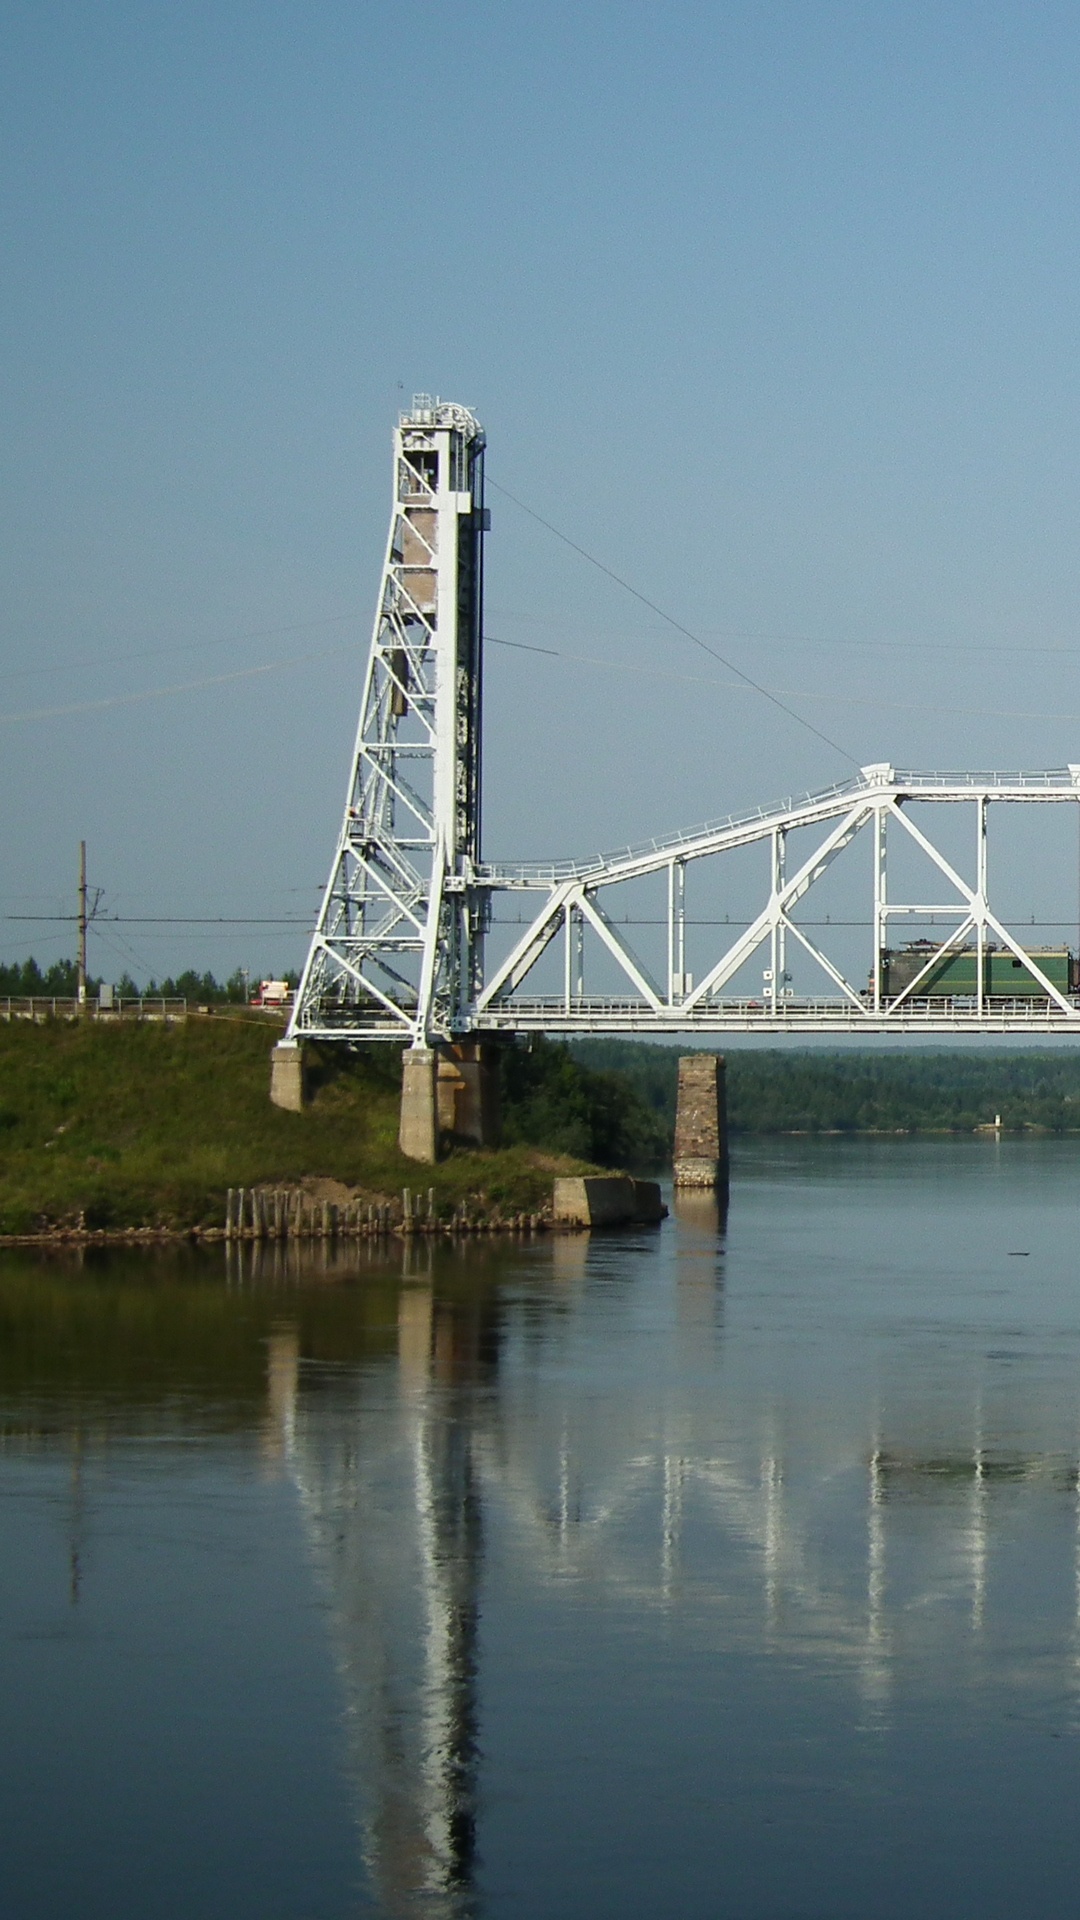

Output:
xmin=878 ymin=943 xmax=1077 ymax=1000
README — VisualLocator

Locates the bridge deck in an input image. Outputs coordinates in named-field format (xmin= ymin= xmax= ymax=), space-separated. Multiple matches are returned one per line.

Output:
xmin=478 ymin=999 xmax=1080 ymax=1034
xmin=296 ymin=996 xmax=1080 ymax=1040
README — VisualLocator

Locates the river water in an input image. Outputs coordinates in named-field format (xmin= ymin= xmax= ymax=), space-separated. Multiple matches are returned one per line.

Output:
xmin=4 ymin=1139 xmax=1080 ymax=1917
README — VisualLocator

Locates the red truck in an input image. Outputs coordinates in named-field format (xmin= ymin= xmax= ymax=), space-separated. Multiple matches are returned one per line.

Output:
xmin=251 ymin=979 xmax=293 ymax=1010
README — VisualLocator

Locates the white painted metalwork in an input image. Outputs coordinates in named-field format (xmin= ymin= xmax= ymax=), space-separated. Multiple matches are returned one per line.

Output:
xmin=290 ymin=407 xmax=1080 ymax=1042
xmin=289 ymin=397 xmax=487 ymax=1045
xmin=471 ymin=764 xmax=1080 ymax=1034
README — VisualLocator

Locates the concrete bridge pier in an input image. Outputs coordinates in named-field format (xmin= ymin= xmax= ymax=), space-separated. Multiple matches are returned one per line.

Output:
xmin=399 ymin=1040 xmax=502 ymax=1163
xmin=398 ymin=1048 xmax=438 ymax=1160
xmin=270 ymin=1041 xmax=307 ymax=1112
xmin=269 ymin=1038 xmax=500 ymax=1161
xmin=673 ymin=1054 xmax=728 ymax=1191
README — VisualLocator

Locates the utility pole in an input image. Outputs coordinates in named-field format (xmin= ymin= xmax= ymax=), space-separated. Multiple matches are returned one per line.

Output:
xmin=77 ymin=840 xmax=87 ymax=1007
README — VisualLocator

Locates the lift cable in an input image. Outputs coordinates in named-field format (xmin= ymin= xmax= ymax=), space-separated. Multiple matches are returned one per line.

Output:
xmin=485 ymin=633 xmax=1080 ymax=728
xmin=487 ymin=605 xmax=1080 ymax=661
xmin=486 ymin=476 xmax=860 ymax=768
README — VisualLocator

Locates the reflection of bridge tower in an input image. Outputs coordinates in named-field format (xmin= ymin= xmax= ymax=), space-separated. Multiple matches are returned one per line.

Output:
xmin=283 ymin=1277 xmax=498 ymax=1920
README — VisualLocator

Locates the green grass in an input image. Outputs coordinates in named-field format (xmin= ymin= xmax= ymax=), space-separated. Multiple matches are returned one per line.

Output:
xmin=0 ymin=1018 xmax=586 ymax=1233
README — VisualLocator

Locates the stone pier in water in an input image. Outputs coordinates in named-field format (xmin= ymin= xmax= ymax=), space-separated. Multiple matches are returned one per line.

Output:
xmin=673 ymin=1054 xmax=728 ymax=1189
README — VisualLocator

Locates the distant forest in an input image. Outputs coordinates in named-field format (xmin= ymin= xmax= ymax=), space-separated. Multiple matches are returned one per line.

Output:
xmin=570 ymin=1039 xmax=1080 ymax=1140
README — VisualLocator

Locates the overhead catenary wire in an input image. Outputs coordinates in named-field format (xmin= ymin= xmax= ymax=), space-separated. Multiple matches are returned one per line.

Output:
xmin=491 ymin=915 xmax=1079 ymax=929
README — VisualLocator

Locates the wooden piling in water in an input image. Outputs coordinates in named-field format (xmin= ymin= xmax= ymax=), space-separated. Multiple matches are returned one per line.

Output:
xmin=215 ymin=1182 xmax=557 ymax=1244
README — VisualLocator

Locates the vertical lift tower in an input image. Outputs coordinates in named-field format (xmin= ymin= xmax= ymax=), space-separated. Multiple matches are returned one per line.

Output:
xmin=273 ymin=397 xmax=495 ymax=1159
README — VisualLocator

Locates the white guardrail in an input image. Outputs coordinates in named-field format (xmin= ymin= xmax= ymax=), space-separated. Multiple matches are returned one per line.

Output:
xmin=0 ymin=998 xmax=189 ymax=1022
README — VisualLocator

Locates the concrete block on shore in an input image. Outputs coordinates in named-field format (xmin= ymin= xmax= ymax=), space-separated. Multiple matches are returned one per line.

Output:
xmin=632 ymin=1179 xmax=667 ymax=1223
xmin=553 ymin=1175 xmax=667 ymax=1228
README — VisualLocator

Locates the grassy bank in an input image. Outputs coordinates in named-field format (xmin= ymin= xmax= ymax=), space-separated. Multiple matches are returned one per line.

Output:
xmin=20 ymin=1021 xmax=1067 ymax=1239
xmin=0 ymin=1019 xmax=593 ymax=1234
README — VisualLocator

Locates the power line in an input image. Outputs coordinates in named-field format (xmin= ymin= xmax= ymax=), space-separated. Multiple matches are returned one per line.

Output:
xmin=92 ymin=922 xmax=157 ymax=979
xmin=485 ymin=633 xmax=1080 ymax=727
xmin=0 ymin=612 xmax=362 ymax=687
xmin=0 ymin=647 xmax=355 ymax=728
xmin=3 ymin=601 xmax=1070 ymax=740
xmin=487 ymin=604 xmax=1080 ymax=661
xmin=4 ymin=914 xmax=311 ymax=925
xmin=490 ymin=916 xmax=1078 ymax=929
xmin=486 ymin=476 xmax=860 ymax=767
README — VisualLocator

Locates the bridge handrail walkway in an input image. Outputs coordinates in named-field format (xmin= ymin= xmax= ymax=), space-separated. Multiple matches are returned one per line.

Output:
xmin=478 ymin=766 xmax=1080 ymax=889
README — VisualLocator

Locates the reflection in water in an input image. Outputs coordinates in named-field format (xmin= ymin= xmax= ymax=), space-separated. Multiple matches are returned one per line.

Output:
xmin=262 ymin=1326 xmax=300 ymax=1467
xmin=670 ymin=1186 xmax=728 ymax=1239
xmin=265 ymin=1197 xmax=1080 ymax=1913
xmin=68 ymin=1434 xmax=85 ymax=1607
xmin=285 ymin=1264 xmax=495 ymax=1919
xmin=865 ymin=1438 xmax=888 ymax=1707
xmin=10 ymin=1145 xmax=1080 ymax=1915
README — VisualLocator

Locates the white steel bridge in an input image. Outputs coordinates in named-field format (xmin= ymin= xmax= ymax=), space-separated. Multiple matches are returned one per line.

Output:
xmin=287 ymin=400 xmax=1080 ymax=1046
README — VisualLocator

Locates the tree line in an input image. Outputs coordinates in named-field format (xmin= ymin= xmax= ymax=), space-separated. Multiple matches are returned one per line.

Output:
xmin=0 ymin=959 xmax=297 ymax=1003
xmin=570 ymin=1039 xmax=1080 ymax=1139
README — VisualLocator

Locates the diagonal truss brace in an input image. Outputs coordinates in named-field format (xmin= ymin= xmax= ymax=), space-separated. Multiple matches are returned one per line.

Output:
xmin=888 ymin=804 xmax=1076 ymax=1016
xmin=467 ymin=773 xmax=1080 ymax=1031
xmin=684 ymin=802 xmax=873 ymax=1008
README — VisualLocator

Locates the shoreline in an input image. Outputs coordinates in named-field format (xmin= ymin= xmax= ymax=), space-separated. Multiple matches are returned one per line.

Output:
xmin=0 ymin=1214 xmax=557 ymax=1250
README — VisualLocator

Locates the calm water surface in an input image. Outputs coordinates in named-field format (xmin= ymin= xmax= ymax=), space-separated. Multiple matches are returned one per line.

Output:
xmin=5 ymin=1139 xmax=1080 ymax=1917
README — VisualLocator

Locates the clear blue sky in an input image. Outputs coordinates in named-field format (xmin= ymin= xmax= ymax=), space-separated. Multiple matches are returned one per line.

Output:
xmin=5 ymin=1 xmax=1080 ymax=981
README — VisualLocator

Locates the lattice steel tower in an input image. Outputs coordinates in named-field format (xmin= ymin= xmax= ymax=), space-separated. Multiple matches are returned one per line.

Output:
xmin=288 ymin=397 xmax=487 ymax=1046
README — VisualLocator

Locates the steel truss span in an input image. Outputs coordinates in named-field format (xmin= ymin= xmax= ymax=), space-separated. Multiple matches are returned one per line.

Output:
xmin=468 ymin=765 xmax=1080 ymax=1036
xmin=289 ymin=406 xmax=1080 ymax=1043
